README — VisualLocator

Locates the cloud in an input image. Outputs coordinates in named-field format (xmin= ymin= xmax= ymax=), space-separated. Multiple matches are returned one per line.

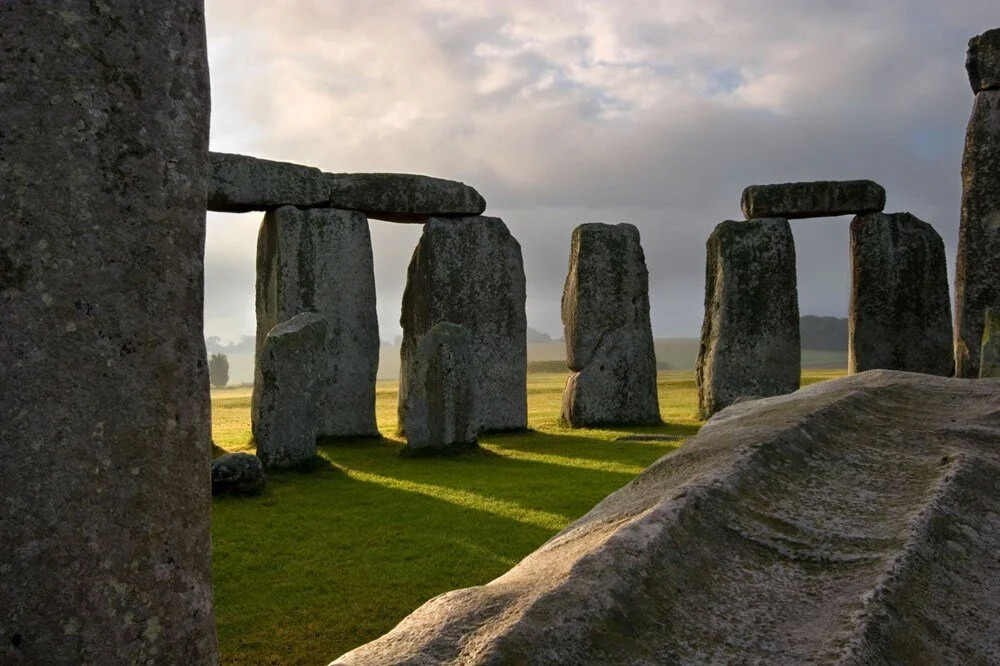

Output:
xmin=203 ymin=0 xmax=999 ymax=340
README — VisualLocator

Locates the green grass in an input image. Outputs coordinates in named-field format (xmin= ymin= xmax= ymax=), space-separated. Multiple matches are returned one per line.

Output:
xmin=211 ymin=368 xmax=845 ymax=664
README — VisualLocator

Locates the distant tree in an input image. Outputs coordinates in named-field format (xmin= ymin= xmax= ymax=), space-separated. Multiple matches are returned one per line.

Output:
xmin=208 ymin=352 xmax=229 ymax=388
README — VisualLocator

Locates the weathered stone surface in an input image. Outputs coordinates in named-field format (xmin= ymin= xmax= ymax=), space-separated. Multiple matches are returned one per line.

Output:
xmin=404 ymin=323 xmax=480 ymax=452
xmin=741 ymin=180 xmax=885 ymax=219
xmin=955 ymin=90 xmax=1000 ymax=376
xmin=399 ymin=216 xmax=527 ymax=433
xmin=980 ymin=307 xmax=1000 ymax=378
xmin=967 ymin=27 xmax=1000 ymax=92
xmin=848 ymin=212 xmax=953 ymax=375
xmin=696 ymin=219 xmax=800 ymax=419
xmin=252 ymin=313 xmax=328 ymax=469
xmin=208 ymin=152 xmax=486 ymax=222
xmin=255 ymin=206 xmax=379 ymax=437
xmin=325 ymin=172 xmax=487 ymax=223
xmin=212 ymin=453 xmax=266 ymax=496
xmin=0 ymin=4 xmax=217 ymax=662
xmin=561 ymin=223 xmax=659 ymax=426
xmin=334 ymin=371 xmax=1000 ymax=665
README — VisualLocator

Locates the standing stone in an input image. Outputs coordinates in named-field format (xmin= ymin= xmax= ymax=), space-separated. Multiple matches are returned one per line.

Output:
xmin=696 ymin=219 xmax=800 ymax=419
xmin=980 ymin=308 xmax=1000 ymax=378
xmin=741 ymin=180 xmax=885 ymax=220
xmin=561 ymin=224 xmax=660 ymax=426
xmin=404 ymin=323 xmax=480 ymax=453
xmin=849 ymin=213 xmax=953 ymax=376
xmin=967 ymin=27 xmax=1000 ymax=93
xmin=255 ymin=206 xmax=379 ymax=437
xmin=0 ymin=4 xmax=217 ymax=663
xmin=399 ymin=216 xmax=527 ymax=433
xmin=954 ymin=88 xmax=1000 ymax=377
xmin=252 ymin=313 xmax=328 ymax=469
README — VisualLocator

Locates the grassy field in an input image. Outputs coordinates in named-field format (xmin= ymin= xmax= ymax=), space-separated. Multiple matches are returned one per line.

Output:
xmin=212 ymin=368 xmax=845 ymax=664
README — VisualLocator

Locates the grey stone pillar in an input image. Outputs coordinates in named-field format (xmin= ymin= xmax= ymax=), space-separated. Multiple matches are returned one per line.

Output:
xmin=696 ymin=219 xmax=800 ymax=419
xmin=980 ymin=308 xmax=1000 ymax=378
xmin=255 ymin=206 xmax=379 ymax=438
xmin=561 ymin=223 xmax=660 ymax=427
xmin=0 ymin=3 xmax=217 ymax=663
xmin=399 ymin=216 xmax=527 ymax=433
xmin=849 ymin=213 xmax=953 ymax=375
xmin=955 ymin=29 xmax=1000 ymax=377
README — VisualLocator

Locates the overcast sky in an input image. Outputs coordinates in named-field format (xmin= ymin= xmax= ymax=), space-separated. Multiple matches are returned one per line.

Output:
xmin=203 ymin=1 xmax=998 ymax=343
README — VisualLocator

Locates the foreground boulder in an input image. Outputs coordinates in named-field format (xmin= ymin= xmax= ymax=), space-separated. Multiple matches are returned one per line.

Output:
xmin=404 ymin=322 xmax=480 ymax=453
xmin=967 ymin=27 xmax=1000 ymax=92
xmin=334 ymin=371 xmax=1000 ymax=665
xmin=212 ymin=453 xmax=266 ymax=496
xmin=696 ymin=218 xmax=800 ymax=418
xmin=256 ymin=206 xmax=379 ymax=438
xmin=399 ymin=216 xmax=527 ymax=432
xmin=741 ymin=180 xmax=885 ymax=219
xmin=980 ymin=307 xmax=1000 ymax=378
xmin=208 ymin=152 xmax=486 ymax=222
xmin=561 ymin=223 xmax=659 ymax=426
xmin=252 ymin=313 xmax=328 ymax=469
xmin=848 ymin=212 xmax=953 ymax=375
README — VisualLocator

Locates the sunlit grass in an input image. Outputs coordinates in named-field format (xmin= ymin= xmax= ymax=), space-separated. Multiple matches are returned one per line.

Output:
xmin=211 ymin=368 xmax=841 ymax=664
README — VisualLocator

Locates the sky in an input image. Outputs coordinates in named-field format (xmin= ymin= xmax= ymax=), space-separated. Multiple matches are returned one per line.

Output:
xmin=203 ymin=0 xmax=999 ymax=343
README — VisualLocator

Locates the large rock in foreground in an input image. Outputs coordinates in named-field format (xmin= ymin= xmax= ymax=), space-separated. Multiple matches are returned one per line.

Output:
xmin=848 ymin=212 xmax=953 ymax=375
xmin=696 ymin=218 xmax=800 ymax=418
xmin=256 ymin=206 xmax=379 ymax=438
xmin=955 ymin=90 xmax=1000 ymax=377
xmin=399 ymin=216 xmax=527 ymax=433
xmin=741 ymin=180 xmax=885 ymax=219
xmin=561 ymin=223 xmax=659 ymax=426
xmin=967 ymin=27 xmax=1000 ymax=92
xmin=0 ymin=4 xmax=217 ymax=662
xmin=208 ymin=152 xmax=486 ymax=222
xmin=334 ymin=371 xmax=1000 ymax=665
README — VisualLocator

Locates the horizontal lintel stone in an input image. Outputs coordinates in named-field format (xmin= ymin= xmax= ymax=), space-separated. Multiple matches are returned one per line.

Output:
xmin=741 ymin=179 xmax=885 ymax=220
xmin=967 ymin=27 xmax=1000 ymax=93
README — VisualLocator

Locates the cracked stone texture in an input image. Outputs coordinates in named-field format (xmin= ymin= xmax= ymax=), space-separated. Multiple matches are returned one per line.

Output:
xmin=333 ymin=370 xmax=1000 ymax=665
xmin=696 ymin=218 xmax=800 ymax=419
xmin=980 ymin=308 xmax=1000 ymax=378
xmin=848 ymin=212 xmax=953 ymax=376
xmin=0 ymin=3 xmax=217 ymax=663
xmin=253 ymin=313 xmax=328 ymax=469
xmin=967 ymin=27 xmax=1000 ymax=92
xmin=561 ymin=223 xmax=660 ymax=426
xmin=955 ymin=89 xmax=1000 ymax=377
xmin=741 ymin=180 xmax=885 ymax=219
xmin=404 ymin=322 xmax=480 ymax=451
xmin=255 ymin=206 xmax=378 ymax=438
xmin=208 ymin=152 xmax=486 ymax=222
xmin=399 ymin=216 xmax=527 ymax=433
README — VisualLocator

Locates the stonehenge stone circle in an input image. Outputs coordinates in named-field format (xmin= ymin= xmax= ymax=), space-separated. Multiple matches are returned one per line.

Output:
xmin=335 ymin=371 xmax=1000 ymax=665
xmin=208 ymin=151 xmax=486 ymax=222
xmin=404 ymin=323 xmax=480 ymax=453
xmin=696 ymin=218 xmax=800 ymax=419
xmin=0 ymin=3 xmax=217 ymax=662
xmin=561 ymin=223 xmax=660 ymax=427
xmin=967 ymin=27 xmax=1000 ymax=92
xmin=212 ymin=453 xmax=267 ymax=496
xmin=741 ymin=180 xmax=886 ymax=219
xmin=399 ymin=216 xmax=528 ymax=433
xmin=980 ymin=308 xmax=1000 ymax=378
xmin=848 ymin=212 xmax=953 ymax=376
xmin=252 ymin=313 xmax=328 ymax=469
xmin=955 ymin=57 xmax=1000 ymax=376
xmin=255 ymin=206 xmax=379 ymax=438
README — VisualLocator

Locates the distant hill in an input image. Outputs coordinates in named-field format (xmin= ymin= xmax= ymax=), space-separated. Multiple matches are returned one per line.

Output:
xmin=800 ymin=315 xmax=848 ymax=352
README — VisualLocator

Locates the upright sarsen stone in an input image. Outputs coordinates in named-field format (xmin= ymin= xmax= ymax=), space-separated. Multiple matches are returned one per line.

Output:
xmin=404 ymin=323 xmax=480 ymax=453
xmin=255 ymin=206 xmax=379 ymax=437
xmin=0 ymin=4 xmax=217 ymax=663
xmin=561 ymin=224 xmax=660 ymax=426
xmin=696 ymin=219 xmax=800 ymax=419
xmin=954 ymin=89 xmax=1000 ymax=377
xmin=399 ymin=216 xmax=527 ymax=433
xmin=980 ymin=308 xmax=1000 ymax=378
xmin=849 ymin=213 xmax=953 ymax=376
xmin=253 ymin=313 xmax=328 ymax=469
